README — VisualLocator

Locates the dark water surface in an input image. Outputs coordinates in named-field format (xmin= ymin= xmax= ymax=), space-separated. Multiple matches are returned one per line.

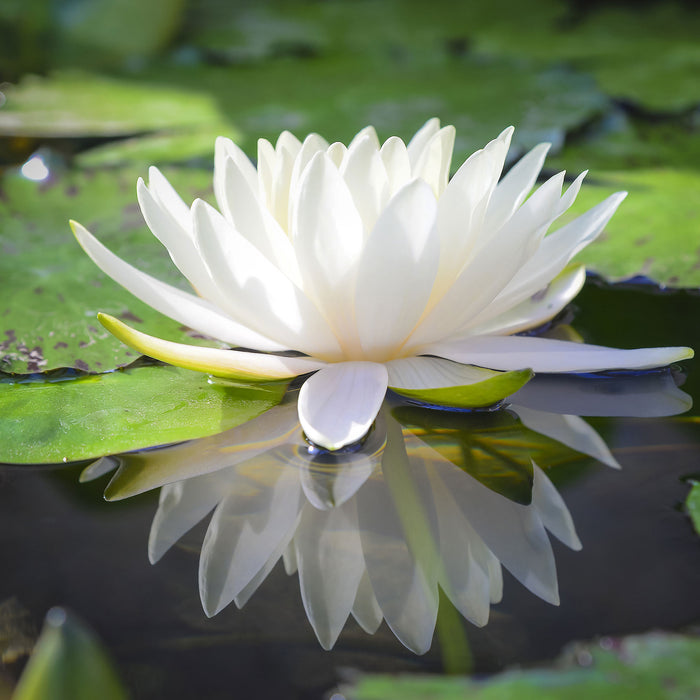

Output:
xmin=1 ymin=279 xmax=700 ymax=699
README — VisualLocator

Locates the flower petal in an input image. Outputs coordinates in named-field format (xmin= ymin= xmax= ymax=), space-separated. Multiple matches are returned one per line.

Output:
xmin=531 ymin=463 xmax=582 ymax=550
xmin=379 ymin=136 xmax=411 ymax=195
xmin=214 ymin=136 xmax=258 ymax=214
xmin=412 ymin=125 xmax=455 ymax=197
xmin=98 ymin=313 xmax=326 ymax=380
xmin=71 ymin=220 xmax=286 ymax=351
xmin=425 ymin=334 xmax=694 ymax=373
xmin=387 ymin=356 xmax=533 ymax=408
xmin=298 ymin=362 xmax=388 ymax=450
xmin=355 ymin=179 xmax=439 ymax=358
xmin=467 ymin=264 xmax=586 ymax=337
xmin=406 ymin=117 xmax=441 ymax=167
xmin=192 ymin=199 xmax=341 ymax=357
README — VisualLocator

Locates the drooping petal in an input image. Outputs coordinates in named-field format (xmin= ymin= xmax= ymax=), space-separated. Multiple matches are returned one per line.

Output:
xmin=514 ymin=407 xmax=620 ymax=469
xmin=425 ymin=334 xmax=694 ymax=373
xmin=531 ymin=463 xmax=582 ymax=550
xmin=354 ymin=179 xmax=439 ymax=358
xmin=146 ymin=166 xmax=192 ymax=226
xmin=351 ymin=572 xmax=383 ymax=634
xmin=509 ymin=371 xmax=693 ymax=417
xmin=386 ymin=356 xmax=532 ymax=408
xmin=192 ymin=198 xmax=341 ymax=357
xmin=298 ymin=362 xmax=388 ymax=450
xmin=295 ymin=502 xmax=365 ymax=650
xmin=71 ymin=220 xmax=287 ymax=351
xmin=98 ymin=313 xmax=326 ymax=381
xmin=199 ymin=461 xmax=303 ymax=616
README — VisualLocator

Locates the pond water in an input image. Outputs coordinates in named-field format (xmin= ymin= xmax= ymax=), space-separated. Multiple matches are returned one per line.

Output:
xmin=1 ymin=279 xmax=699 ymax=699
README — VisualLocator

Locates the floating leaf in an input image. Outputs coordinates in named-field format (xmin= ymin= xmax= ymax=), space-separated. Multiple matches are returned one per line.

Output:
xmin=561 ymin=169 xmax=700 ymax=288
xmin=0 ymin=364 xmax=286 ymax=464
xmin=12 ymin=608 xmax=127 ymax=700
xmin=0 ymin=166 xmax=220 ymax=373
xmin=347 ymin=632 xmax=700 ymax=699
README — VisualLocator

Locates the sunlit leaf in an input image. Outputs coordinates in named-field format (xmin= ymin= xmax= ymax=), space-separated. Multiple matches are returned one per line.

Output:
xmin=686 ymin=480 xmax=700 ymax=536
xmin=0 ymin=363 xmax=286 ymax=464
xmin=390 ymin=368 xmax=533 ymax=409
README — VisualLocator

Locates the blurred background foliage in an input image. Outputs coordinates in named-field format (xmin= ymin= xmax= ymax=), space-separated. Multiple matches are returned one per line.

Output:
xmin=1 ymin=0 xmax=700 ymax=373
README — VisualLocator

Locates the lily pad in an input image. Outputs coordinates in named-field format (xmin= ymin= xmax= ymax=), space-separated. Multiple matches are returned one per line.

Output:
xmin=0 ymin=165 xmax=222 ymax=373
xmin=13 ymin=608 xmax=127 ymax=700
xmin=347 ymin=632 xmax=700 ymax=699
xmin=0 ymin=363 xmax=286 ymax=464
xmin=560 ymin=169 xmax=700 ymax=288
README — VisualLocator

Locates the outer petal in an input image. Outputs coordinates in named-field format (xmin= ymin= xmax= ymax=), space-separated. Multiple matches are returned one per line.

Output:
xmin=412 ymin=125 xmax=455 ymax=197
xmin=71 ymin=220 xmax=286 ymax=351
xmin=298 ymin=362 xmax=388 ymax=450
xmin=98 ymin=313 xmax=326 ymax=381
xmin=214 ymin=136 xmax=258 ymax=215
xmin=424 ymin=334 xmax=694 ymax=373
xmin=406 ymin=118 xmax=441 ymax=167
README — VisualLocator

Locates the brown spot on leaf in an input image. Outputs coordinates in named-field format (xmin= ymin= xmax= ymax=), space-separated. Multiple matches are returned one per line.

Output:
xmin=33 ymin=287 xmax=44 ymax=294
xmin=74 ymin=359 xmax=89 ymax=371
xmin=634 ymin=235 xmax=652 ymax=247
xmin=120 ymin=311 xmax=143 ymax=324
xmin=53 ymin=341 xmax=68 ymax=349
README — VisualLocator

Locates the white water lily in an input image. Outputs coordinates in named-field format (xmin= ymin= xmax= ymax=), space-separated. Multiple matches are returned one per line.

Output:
xmin=71 ymin=119 xmax=692 ymax=450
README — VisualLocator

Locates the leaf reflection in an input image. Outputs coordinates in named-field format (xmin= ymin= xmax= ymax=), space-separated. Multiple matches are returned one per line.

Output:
xmin=82 ymin=369 xmax=691 ymax=653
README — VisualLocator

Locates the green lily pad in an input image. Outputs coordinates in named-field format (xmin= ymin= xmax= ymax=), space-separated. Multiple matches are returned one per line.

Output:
xmin=686 ymin=480 xmax=700 ymax=536
xmin=0 ymin=165 xmax=224 ymax=373
xmin=561 ymin=169 xmax=700 ymax=288
xmin=347 ymin=632 xmax=700 ymax=699
xmin=390 ymin=368 xmax=533 ymax=409
xmin=12 ymin=608 xmax=127 ymax=700
xmin=0 ymin=70 xmax=232 ymax=139
xmin=0 ymin=363 xmax=286 ymax=464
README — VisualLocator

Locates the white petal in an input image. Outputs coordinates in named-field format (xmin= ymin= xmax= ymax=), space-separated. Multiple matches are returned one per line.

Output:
xmin=531 ymin=463 xmax=582 ymax=550
xmin=147 ymin=166 xmax=191 ymax=225
xmin=289 ymin=133 xmax=329 ymax=208
xmin=355 ymin=179 xmax=439 ymax=358
xmin=295 ymin=503 xmax=365 ymax=649
xmin=298 ymin=362 xmax=388 ymax=450
xmin=349 ymin=124 xmax=380 ymax=151
xmin=199 ymin=462 xmax=303 ymax=616
xmin=492 ymin=192 xmax=627 ymax=314
xmin=292 ymin=152 xmax=365 ymax=353
xmin=425 ymin=334 xmax=694 ymax=373
xmin=509 ymin=371 xmax=693 ymax=417
xmin=148 ymin=476 xmax=224 ymax=564
xmin=214 ymin=137 xmax=258 ymax=216
xmin=340 ymin=133 xmax=390 ymax=234
xmin=514 ymin=407 xmax=620 ymax=469
xmin=467 ymin=265 xmax=586 ymax=337
xmin=192 ymin=199 xmax=340 ymax=357
xmin=138 ymin=177 xmax=227 ymax=306
xmin=220 ymin=156 xmax=301 ymax=283
xmin=380 ymin=136 xmax=411 ymax=195
xmin=351 ymin=572 xmax=383 ymax=634
xmin=385 ymin=355 xmax=503 ymax=389
xmin=482 ymin=142 xmax=550 ymax=233
xmin=71 ymin=220 xmax=286 ymax=351
xmin=406 ymin=118 xmax=441 ymax=167
xmin=412 ymin=125 xmax=455 ymax=197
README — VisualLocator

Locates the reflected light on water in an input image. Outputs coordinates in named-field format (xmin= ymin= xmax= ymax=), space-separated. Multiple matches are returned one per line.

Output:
xmin=20 ymin=154 xmax=50 ymax=182
xmin=81 ymin=370 xmax=691 ymax=654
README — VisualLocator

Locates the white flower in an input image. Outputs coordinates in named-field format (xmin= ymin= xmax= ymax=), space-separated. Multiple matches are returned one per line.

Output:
xmin=71 ymin=119 xmax=692 ymax=450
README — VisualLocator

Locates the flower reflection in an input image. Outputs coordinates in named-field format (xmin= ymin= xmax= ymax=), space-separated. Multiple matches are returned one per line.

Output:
xmin=84 ymin=370 xmax=690 ymax=653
